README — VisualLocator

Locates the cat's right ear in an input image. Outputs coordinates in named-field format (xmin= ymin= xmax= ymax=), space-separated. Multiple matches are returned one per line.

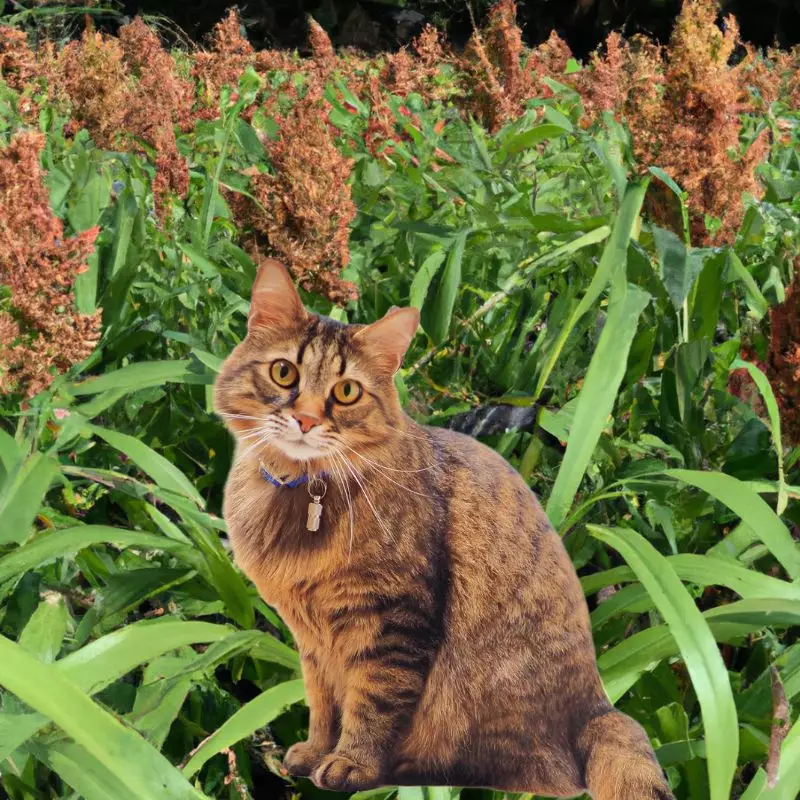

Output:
xmin=248 ymin=259 xmax=307 ymax=332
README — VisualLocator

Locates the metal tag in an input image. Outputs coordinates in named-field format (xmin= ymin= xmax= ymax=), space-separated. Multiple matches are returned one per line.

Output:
xmin=307 ymin=498 xmax=323 ymax=532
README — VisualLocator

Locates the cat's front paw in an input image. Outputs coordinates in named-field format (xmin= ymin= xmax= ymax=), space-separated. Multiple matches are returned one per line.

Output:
xmin=311 ymin=752 xmax=381 ymax=792
xmin=283 ymin=741 xmax=326 ymax=778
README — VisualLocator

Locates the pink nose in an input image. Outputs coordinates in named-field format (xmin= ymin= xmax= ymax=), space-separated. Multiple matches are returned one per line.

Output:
xmin=293 ymin=413 xmax=321 ymax=433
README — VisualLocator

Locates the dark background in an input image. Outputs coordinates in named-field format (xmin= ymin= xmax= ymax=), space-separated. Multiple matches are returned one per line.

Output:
xmin=114 ymin=0 xmax=800 ymax=56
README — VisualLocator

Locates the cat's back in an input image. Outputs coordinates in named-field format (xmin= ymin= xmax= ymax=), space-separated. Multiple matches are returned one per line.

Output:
xmin=422 ymin=422 xmax=587 ymax=627
xmin=425 ymin=423 xmax=556 ymax=558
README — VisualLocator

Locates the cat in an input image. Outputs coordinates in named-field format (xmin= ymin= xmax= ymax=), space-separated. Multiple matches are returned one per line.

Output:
xmin=215 ymin=258 xmax=674 ymax=800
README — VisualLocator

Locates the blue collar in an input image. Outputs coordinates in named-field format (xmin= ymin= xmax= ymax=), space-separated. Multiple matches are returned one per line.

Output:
xmin=259 ymin=464 xmax=327 ymax=488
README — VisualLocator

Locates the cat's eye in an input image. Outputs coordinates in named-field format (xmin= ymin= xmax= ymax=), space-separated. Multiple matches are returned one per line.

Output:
xmin=270 ymin=359 xmax=299 ymax=388
xmin=332 ymin=379 xmax=362 ymax=405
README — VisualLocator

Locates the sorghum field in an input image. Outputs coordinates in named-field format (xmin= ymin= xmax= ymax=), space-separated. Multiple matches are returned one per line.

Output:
xmin=1 ymin=1 xmax=799 ymax=798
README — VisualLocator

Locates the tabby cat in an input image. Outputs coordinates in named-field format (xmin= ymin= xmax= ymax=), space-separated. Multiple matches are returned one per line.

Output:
xmin=216 ymin=259 xmax=673 ymax=800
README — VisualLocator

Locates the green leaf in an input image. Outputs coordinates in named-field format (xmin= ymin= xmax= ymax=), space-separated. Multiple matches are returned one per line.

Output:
xmin=534 ymin=179 xmax=648 ymax=400
xmin=0 ymin=525 xmax=191 ymax=586
xmin=546 ymin=280 xmax=651 ymax=528
xmin=598 ymin=598 xmax=800 ymax=702
xmin=59 ymin=619 xmax=234 ymax=696
xmin=178 ymin=243 xmax=221 ymax=278
xmin=425 ymin=232 xmax=467 ymax=344
xmin=0 ymin=426 xmax=20 ymax=480
xmin=0 ymin=635 xmax=207 ymax=799
xmin=409 ymin=250 xmax=446 ymax=310
xmin=183 ymin=523 xmax=254 ymax=629
xmin=0 ymin=619 xmax=235 ymax=759
xmin=90 ymin=425 xmax=204 ymax=506
xmin=182 ymin=679 xmax=306 ymax=777
xmin=128 ymin=651 xmax=196 ymax=748
xmin=497 ymin=123 xmax=570 ymax=159
xmin=731 ymin=358 xmax=788 ymax=514
xmin=190 ymin=348 xmax=224 ymax=374
xmin=581 ymin=553 xmax=800 ymax=602
xmin=85 ymin=568 xmax=195 ymax=627
xmin=71 ymin=360 xmax=207 ymax=396
xmin=26 ymin=738 xmax=141 ymax=800
xmin=652 ymin=226 xmax=708 ymax=310
xmin=665 ymin=470 xmax=800 ymax=580
xmin=727 ymin=251 xmax=769 ymax=320
xmin=588 ymin=525 xmax=738 ymax=800
xmin=17 ymin=594 xmax=68 ymax=663
xmin=648 ymin=166 xmax=686 ymax=202
xmin=0 ymin=453 xmax=59 ymax=546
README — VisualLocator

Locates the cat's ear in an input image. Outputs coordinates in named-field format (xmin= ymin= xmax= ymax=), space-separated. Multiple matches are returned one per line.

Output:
xmin=353 ymin=306 xmax=420 ymax=373
xmin=248 ymin=259 xmax=307 ymax=331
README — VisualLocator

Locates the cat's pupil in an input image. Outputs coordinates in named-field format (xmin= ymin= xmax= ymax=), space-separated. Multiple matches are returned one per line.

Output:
xmin=343 ymin=383 xmax=351 ymax=396
xmin=280 ymin=365 xmax=288 ymax=377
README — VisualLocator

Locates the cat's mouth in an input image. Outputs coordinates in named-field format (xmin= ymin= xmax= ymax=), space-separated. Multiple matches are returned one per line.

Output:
xmin=271 ymin=435 xmax=328 ymax=463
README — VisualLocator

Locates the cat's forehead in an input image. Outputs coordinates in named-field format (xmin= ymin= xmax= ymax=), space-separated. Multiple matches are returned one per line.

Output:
xmin=295 ymin=316 xmax=354 ymax=379
xmin=250 ymin=315 xmax=367 ymax=383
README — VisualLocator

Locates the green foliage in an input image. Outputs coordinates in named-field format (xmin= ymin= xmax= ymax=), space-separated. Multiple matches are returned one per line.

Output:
xmin=1 ymin=28 xmax=800 ymax=800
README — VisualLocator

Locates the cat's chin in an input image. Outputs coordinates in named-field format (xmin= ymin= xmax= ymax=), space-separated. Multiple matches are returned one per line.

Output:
xmin=271 ymin=438 xmax=328 ymax=464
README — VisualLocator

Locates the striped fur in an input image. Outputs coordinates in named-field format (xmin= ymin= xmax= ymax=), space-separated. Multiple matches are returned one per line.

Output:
xmin=216 ymin=261 xmax=673 ymax=799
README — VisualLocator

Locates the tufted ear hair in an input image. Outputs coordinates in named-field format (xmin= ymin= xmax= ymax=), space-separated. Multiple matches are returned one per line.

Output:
xmin=352 ymin=306 xmax=420 ymax=373
xmin=248 ymin=259 xmax=307 ymax=331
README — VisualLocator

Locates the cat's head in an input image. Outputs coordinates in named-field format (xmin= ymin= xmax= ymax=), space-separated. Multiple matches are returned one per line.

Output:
xmin=215 ymin=259 xmax=419 ymax=472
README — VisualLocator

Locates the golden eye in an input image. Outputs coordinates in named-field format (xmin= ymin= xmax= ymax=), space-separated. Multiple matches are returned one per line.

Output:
xmin=270 ymin=359 xmax=298 ymax=388
xmin=332 ymin=379 xmax=362 ymax=405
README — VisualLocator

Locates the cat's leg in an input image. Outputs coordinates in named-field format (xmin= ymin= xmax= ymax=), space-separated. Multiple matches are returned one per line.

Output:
xmin=283 ymin=653 xmax=338 ymax=777
xmin=310 ymin=617 xmax=435 ymax=792
xmin=578 ymin=709 xmax=674 ymax=800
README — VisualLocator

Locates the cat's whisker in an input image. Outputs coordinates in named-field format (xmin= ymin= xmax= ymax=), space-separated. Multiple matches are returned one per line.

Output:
xmin=237 ymin=429 xmax=277 ymax=461
xmin=326 ymin=450 xmax=355 ymax=560
xmin=341 ymin=447 xmax=434 ymax=499
xmin=237 ymin=424 xmax=275 ymax=440
xmin=217 ymin=412 xmax=270 ymax=422
xmin=334 ymin=449 xmax=394 ymax=540
xmin=334 ymin=439 xmax=435 ymax=475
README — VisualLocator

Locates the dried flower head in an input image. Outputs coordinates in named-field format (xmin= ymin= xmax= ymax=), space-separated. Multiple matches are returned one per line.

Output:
xmin=582 ymin=0 xmax=769 ymax=245
xmin=49 ymin=28 xmax=131 ymax=148
xmin=0 ymin=26 xmax=37 ymax=91
xmin=0 ymin=132 xmax=101 ymax=397
xmin=308 ymin=17 xmax=336 ymax=80
xmin=193 ymin=8 xmax=254 ymax=106
xmin=118 ymin=18 xmax=193 ymax=217
xmin=236 ymin=93 xmax=357 ymax=304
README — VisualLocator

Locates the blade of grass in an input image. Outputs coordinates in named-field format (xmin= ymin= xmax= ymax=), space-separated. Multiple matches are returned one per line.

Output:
xmin=90 ymin=425 xmax=204 ymax=507
xmin=546 ymin=279 xmax=651 ymax=528
xmin=0 ymin=525 xmax=192 ymax=585
xmin=589 ymin=525 xmax=738 ymax=800
xmin=599 ymin=598 xmax=800 ymax=701
xmin=0 ymin=635 xmax=208 ymax=799
xmin=182 ymin=679 xmax=305 ymax=777
xmin=25 ymin=739 xmax=140 ymax=800
xmin=533 ymin=179 xmax=648 ymax=400
xmin=731 ymin=358 xmax=788 ymax=514
xmin=665 ymin=470 xmax=800 ymax=580
xmin=580 ymin=553 xmax=800 ymax=602
xmin=740 ymin=716 xmax=800 ymax=800
xmin=0 ymin=453 xmax=58 ymax=546
xmin=71 ymin=360 xmax=207 ymax=396
xmin=0 ymin=619 xmax=235 ymax=760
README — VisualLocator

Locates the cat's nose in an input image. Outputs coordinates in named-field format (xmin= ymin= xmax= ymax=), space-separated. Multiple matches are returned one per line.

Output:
xmin=293 ymin=412 xmax=321 ymax=433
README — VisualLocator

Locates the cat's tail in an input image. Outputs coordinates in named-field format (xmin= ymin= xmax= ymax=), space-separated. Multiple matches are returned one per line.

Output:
xmin=577 ymin=708 xmax=675 ymax=800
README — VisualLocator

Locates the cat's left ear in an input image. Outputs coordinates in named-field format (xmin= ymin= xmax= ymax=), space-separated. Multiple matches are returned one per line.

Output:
xmin=248 ymin=258 xmax=307 ymax=331
xmin=353 ymin=306 xmax=420 ymax=373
